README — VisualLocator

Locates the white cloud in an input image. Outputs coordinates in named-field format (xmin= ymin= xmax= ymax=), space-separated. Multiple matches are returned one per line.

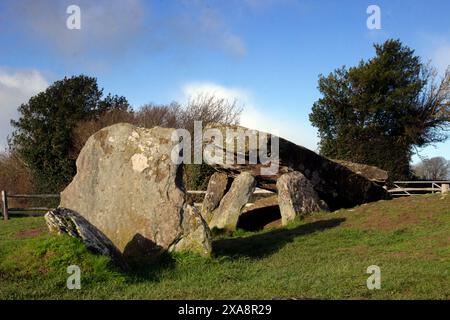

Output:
xmin=240 ymin=105 xmax=319 ymax=152
xmin=433 ymin=41 xmax=450 ymax=74
xmin=182 ymin=82 xmax=249 ymax=103
xmin=0 ymin=68 xmax=48 ymax=149
xmin=4 ymin=0 xmax=246 ymax=62
xmin=420 ymin=34 xmax=450 ymax=75
xmin=181 ymin=81 xmax=319 ymax=151
xmin=4 ymin=0 xmax=145 ymax=66
xmin=166 ymin=3 xmax=247 ymax=57
xmin=221 ymin=33 xmax=247 ymax=57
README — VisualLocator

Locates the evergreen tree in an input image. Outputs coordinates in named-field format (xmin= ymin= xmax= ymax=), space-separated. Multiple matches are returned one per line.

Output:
xmin=309 ymin=39 xmax=450 ymax=179
xmin=10 ymin=75 xmax=130 ymax=192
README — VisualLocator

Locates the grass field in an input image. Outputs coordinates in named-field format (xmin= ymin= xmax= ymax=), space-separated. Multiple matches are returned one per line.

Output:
xmin=0 ymin=194 xmax=449 ymax=300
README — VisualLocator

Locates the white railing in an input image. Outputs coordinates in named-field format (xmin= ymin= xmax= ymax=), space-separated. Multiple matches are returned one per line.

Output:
xmin=387 ymin=181 xmax=450 ymax=197
xmin=187 ymin=188 xmax=274 ymax=207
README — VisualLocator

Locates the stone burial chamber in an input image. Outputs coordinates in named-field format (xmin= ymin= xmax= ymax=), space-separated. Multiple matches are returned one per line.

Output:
xmin=201 ymin=123 xmax=390 ymax=211
xmin=201 ymin=170 xmax=330 ymax=232
xmin=236 ymin=194 xmax=281 ymax=231
xmin=197 ymin=124 xmax=389 ymax=231
xmin=45 ymin=123 xmax=212 ymax=269
xmin=45 ymin=122 xmax=389 ymax=266
xmin=198 ymin=123 xmax=389 ymax=232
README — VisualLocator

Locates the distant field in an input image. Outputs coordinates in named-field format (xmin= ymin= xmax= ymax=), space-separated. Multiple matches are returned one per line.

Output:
xmin=0 ymin=194 xmax=449 ymax=299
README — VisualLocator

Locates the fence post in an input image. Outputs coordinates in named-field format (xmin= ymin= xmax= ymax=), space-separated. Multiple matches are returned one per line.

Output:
xmin=1 ymin=190 xmax=8 ymax=221
xmin=442 ymin=184 xmax=449 ymax=195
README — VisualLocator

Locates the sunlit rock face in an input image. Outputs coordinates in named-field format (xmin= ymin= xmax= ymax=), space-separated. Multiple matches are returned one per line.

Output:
xmin=277 ymin=171 xmax=329 ymax=225
xmin=59 ymin=123 xmax=211 ymax=264
xmin=208 ymin=172 xmax=256 ymax=232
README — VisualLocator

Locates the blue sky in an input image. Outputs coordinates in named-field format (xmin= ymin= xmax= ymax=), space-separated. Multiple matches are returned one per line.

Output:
xmin=0 ymin=0 xmax=449 ymax=163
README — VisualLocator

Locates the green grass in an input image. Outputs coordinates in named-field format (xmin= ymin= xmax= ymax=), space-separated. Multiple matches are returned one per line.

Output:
xmin=1 ymin=194 xmax=449 ymax=299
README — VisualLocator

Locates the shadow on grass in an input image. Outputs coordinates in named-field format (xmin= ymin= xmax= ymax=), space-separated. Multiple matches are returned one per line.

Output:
xmin=121 ymin=233 xmax=180 ymax=282
xmin=212 ymin=218 xmax=346 ymax=259
xmin=123 ymin=251 xmax=176 ymax=283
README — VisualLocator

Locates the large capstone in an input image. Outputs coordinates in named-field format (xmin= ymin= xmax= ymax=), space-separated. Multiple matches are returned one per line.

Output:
xmin=202 ymin=124 xmax=389 ymax=210
xmin=58 ymin=123 xmax=211 ymax=264
xmin=332 ymin=160 xmax=388 ymax=184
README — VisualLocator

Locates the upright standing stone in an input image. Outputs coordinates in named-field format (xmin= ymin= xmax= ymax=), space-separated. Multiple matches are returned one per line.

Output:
xmin=201 ymin=172 xmax=230 ymax=223
xmin=169 ymin=205 xmax=212 ymax=256
xmin=209 ymin=172 xmax=256 ymax=232
xmin=59 ymin=123 xmax=211 ymax=264
xmin=277 ymin=171 xmax=328 ymax=225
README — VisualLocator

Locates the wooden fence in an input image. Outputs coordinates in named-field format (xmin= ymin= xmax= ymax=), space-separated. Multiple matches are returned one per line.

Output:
xmin=4 ymin=181 xmax=446 ymax=220
xmin=387 ymin=181 xmax=450 ymax=197
xmin=1 ymin=189 xmax=274 ymax=221
xmin=1 ymin=191 xmax=60 ymax=220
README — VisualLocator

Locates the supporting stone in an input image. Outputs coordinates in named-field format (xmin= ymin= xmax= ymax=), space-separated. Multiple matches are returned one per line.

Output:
xmin=209 ymin=172 xmax=256 ymax=232
xmin=169 ymin=205 xmax=212 ymax=257
xmin=201 ymin=172 xmax=230 ymax=223
xmin=276 ymin=171 xmax=329 ymax=226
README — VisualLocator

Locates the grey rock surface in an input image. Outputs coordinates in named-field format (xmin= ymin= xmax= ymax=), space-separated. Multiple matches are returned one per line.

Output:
xmin=58 ymin=123 xmax=211 ymax=263
xmin=277 ymin=171 xmax=329 ymax=225
xmin=209 ymin=172 xmax=256 ymax=232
